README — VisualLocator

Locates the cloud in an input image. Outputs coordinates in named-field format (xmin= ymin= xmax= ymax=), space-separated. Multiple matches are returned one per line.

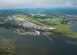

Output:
xmin=0 ymin=0 xmax=77 ymax=9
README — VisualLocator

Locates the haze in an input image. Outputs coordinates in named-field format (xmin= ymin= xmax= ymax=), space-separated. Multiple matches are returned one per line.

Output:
xmin=0 ymin=0 xmax=77 ymax=9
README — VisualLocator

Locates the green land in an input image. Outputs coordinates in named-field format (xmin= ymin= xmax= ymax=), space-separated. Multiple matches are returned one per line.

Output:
xmin=20 ymin=15 xmax=77 ymax=39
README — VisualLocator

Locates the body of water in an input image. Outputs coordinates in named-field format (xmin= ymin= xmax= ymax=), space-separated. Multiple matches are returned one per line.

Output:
xmin=70 ymin=21 xmax=77 ymax=32
xmin=0 ymin=28 xmax=77 ymax=55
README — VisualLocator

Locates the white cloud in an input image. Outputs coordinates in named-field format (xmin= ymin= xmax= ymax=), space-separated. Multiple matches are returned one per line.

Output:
xmin=0 ymin=0 xmax=77 ymax=9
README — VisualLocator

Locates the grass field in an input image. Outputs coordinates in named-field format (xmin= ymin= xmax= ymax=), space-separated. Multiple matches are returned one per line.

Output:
xmin=15 ymin=15 xmax=77 ymax=38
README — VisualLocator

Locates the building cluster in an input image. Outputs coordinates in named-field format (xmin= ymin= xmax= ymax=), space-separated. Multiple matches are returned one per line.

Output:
xmin=7 ymin=15 xmax=55 ymax=36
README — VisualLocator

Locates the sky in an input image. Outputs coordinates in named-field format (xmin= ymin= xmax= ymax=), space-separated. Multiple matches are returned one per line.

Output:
xmin=0 ymin=0 xmax=77 ymax=9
